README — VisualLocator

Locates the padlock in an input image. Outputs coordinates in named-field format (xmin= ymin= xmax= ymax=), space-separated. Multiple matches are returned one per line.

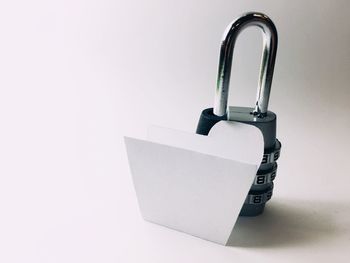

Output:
xmin=196 ymin=12 xmax=281 ymax=216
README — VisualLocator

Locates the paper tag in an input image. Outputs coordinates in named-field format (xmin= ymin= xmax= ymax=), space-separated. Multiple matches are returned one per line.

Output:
xmin=148 ymin=121 xmax=263 ymax=166
xmin=124 ymin=121 xmax=264 ymax=245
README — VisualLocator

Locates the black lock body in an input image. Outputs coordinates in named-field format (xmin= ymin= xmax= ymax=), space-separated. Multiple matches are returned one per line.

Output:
xmin=196 ymin=106 xmax=280 ymax=216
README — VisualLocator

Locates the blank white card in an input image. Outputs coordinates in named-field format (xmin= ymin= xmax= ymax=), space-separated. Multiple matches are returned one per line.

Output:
xmin=124 ymin=121 xmax=264 ymax=245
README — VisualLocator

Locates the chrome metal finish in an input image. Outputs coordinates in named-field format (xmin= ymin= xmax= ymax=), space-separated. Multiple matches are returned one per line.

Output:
xmin=213 ymin=12 xmax=278 ymax=117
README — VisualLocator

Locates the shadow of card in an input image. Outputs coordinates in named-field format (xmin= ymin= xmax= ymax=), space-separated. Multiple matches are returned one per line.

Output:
xmin=227 ymin=198 xmax=347 ymax=247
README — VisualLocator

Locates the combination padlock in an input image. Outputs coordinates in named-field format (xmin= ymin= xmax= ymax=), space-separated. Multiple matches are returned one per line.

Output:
xmin=196 ymin=12 xmax=281 ymax=216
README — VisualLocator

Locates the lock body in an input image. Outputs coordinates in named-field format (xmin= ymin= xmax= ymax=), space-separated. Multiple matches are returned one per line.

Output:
xmin=196 ymin=106 xmax=281 ymax=216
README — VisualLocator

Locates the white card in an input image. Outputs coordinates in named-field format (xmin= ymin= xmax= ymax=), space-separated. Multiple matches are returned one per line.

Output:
xmin=124 ymin=121 xmax=264 ymax=245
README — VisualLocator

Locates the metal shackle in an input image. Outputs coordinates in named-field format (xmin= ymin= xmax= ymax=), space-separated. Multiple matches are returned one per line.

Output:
xmin=213 ymin=12 xmax=278 ymax=117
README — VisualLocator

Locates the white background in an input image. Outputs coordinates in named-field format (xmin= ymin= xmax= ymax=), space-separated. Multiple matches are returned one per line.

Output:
xmin=0 ymin=0 xmax=349 ymax=262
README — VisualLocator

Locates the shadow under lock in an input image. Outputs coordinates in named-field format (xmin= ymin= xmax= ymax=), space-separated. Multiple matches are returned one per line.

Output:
xmin=196 ymin=12 xmax=282 ymax=216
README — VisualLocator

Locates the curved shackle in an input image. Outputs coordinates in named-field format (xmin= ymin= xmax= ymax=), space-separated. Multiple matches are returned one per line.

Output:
xmin=213 ymin=12 xmax=278 ymax=117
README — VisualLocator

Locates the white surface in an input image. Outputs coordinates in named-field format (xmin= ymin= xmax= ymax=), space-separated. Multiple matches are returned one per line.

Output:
xmin=0 ymin=0 xmax=350 ymax=262
xmin=125 ymin=122 xmax=263 ymax=244
xmin=125 ymin=139 xmax=254 ymax=245
xmin=148 ymin=122 xmax=264 ymax=165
